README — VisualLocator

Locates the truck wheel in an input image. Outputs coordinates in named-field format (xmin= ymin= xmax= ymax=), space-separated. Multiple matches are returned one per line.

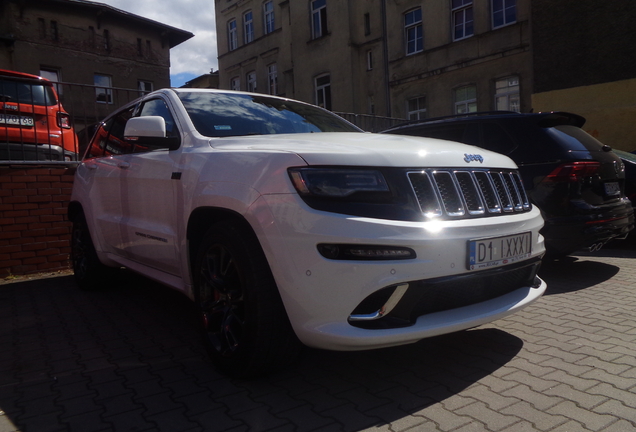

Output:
xmin=194 ymin=220 xmax=301 ymax=378
xmin=71 ymin=211 xmax=115 ymax=290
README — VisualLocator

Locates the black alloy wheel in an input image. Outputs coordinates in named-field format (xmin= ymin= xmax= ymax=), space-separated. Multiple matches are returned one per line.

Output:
xmin=198 ymin=242 xmax=246 ymax=358
xmin=194 ymin=220 xmax=302 ymax=378
xmin=71 ymin=211 xmax=115 ymax=290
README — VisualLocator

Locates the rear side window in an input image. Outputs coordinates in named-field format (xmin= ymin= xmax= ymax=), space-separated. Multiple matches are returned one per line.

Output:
xmin=0 ymin=78 xmax=57 ymax=106
xmin=547 ymin=125 xmax=606 ymax=152
xmin=481 ymin=123 xmax=516 ymax=154
xmin=396 ymin=123 xmax=480 ymax=147
xmin=395 ymin=122 xmax=515 ymax=155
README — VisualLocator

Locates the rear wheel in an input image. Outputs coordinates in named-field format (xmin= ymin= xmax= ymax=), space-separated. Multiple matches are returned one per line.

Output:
xmin=194 ymin=220 xmax=301 ymax=378
xmin=71 ymin=211 xmax=116 ymax=290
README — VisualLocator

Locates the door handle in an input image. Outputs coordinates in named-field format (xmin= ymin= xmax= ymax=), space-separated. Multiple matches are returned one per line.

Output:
xmin=117 ymin=161 xmax=130 ymax=169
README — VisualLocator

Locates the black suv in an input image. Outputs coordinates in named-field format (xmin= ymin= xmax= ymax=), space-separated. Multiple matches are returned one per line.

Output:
xmin=383 ymin=111 xmax=634 ymax=258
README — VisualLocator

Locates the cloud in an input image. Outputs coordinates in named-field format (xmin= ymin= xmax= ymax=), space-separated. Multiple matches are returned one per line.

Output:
xmin=98 ymin=0 xmax=218 ymax=78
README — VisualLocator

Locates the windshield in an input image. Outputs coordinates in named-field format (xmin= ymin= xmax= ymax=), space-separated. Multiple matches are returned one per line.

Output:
xmin=177 ymin=92 xmax=361 ymax=137
xmin=0 ymin=78 xmax=57 ymax=106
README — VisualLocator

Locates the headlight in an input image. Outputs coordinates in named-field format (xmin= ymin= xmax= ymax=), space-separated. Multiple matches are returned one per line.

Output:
xmin=289 ymin=168 xmax=389 ymax=197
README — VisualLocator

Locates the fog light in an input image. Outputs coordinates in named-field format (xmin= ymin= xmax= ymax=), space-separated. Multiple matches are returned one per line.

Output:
xmin=317 ymin=244 xmax=416 ymax=260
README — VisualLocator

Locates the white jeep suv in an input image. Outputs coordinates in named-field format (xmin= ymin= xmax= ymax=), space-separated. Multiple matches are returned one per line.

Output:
xmin=69 ymin=89 xmax=547 ymax=377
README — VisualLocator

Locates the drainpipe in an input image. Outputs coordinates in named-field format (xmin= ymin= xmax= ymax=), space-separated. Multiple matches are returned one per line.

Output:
xmin=381 ymin=0 xmax=391 ymax=117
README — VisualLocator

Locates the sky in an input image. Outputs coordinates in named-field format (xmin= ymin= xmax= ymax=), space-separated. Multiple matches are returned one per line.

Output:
xmin=98 ymin=0 xmax=218 ymax=87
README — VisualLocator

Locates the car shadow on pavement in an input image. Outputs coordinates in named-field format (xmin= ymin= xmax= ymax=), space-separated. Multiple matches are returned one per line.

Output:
xmin=539 ymin=256 xmax=619 ymax=295
xmin=0 ymin=273 xmax=524 ymax=432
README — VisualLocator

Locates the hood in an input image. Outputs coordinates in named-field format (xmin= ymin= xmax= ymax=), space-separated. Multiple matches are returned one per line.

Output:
xmin=208 ymin=132 xmax=517 ymax=169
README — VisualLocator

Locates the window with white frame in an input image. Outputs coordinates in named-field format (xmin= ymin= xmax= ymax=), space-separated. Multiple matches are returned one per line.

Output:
xmin=315 ymin=74 xmax=331 ymax=110
xmin=492 ymin=0 xmax=516 ymax=29
xmin=228 ymin=19 xmax=238 ymax=51
xmin=94 ymin=73 xmax=113 ymax=104
xmin=407 ymin=96 xmax=427 ymax=120
xmin=312 ymin=0 xmax=328 ymax=39
xmin=495 ymin=76 xmax=520 ymax=112
xmin=404 ymin=8 xmax=423 ymax=55
xmin=247 ymin=71 xmax=257 ymax=92
xmin=40 ymin=68 xmax=62 ymax=94
xmin=454 ymin=85 xmax=477 ymax=114
xmin=230 ymin=76 xmax=240 ymax=91
xmin=244 ymin=11 xmax=254 ymax=44
xmin=264 ymin=1 xmax=275 ymax=34
xmin=138 ymin=80 xmax=153 ymax=96
xmin=268 ymin=64 xmax=278 ymax=95
xmin=452 ymin=0 xmax=474 ymax=41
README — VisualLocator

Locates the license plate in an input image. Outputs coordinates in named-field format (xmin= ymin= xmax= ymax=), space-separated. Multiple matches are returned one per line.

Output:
xmin=468 ymin=232 xmax=532 ymax=270
xmin=0 ymin=114 xmax=34 ymax=127
xmin=604 ymin=181 xmax=620 ymax=196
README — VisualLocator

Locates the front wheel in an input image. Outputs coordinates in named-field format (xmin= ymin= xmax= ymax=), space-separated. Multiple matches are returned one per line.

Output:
xmin=71 ymin=211 xmax=117 ymax=290
xmin=194 ymin=220 xmax=301 ymax=378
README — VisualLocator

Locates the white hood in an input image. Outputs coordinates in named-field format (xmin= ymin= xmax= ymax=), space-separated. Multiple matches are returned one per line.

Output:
xmin=208 ymin=132 xmax=517 ymax=169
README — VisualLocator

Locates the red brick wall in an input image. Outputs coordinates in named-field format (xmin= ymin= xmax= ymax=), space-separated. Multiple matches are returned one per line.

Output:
xmin=0 ymin=166 xmax=75 ymax=277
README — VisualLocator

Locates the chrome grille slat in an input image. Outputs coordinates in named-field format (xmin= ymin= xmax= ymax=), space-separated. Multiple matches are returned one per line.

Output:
xmin=408 ymin=169 xmax=531 ymax=219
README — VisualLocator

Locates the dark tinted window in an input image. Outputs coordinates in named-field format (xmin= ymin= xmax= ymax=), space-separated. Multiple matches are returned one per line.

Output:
xmin=481 ymin=123 xmax=515 ymax=154
xmin=547 ymin=125 xmax=605 ymax=152
xmin=395 ymin=123 xmax=480 ymax=146
xmin=85 ymin=106 xmax=135 ymax=158
xmin=177 ymin=92 xmax=361 ymax=137
xmin=0 ymin=78 xmax=57 ymax=106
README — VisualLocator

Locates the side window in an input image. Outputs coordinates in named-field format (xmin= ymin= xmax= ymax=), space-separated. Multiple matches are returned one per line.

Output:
xmin=135 ymin=98 xmax=180 ymax=152
xmin=139 ymin=98 xmax=178 ymax=137
xmin=86 ymin=106 xmax=135 ymax=158
xmin=480 ymin=123 xmax=516 ymax=154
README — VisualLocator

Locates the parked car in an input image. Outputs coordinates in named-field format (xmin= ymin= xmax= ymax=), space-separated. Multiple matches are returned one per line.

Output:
xmin=613 ymin=149 xmax=636 ymax=204
xmin=0 ymin=69 xmax=78 ymax=161
xmin=69 ymin=89 xmax=547 ymax=377
xmin=383 ymin=112 xmax=634 ymax=258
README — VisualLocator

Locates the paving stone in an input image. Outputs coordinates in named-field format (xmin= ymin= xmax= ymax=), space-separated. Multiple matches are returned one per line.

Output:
xmin=189 ymin=407 xmax=245 ymax=431
xmin=456 ymin=401 xmax=520 ymax=431
xmin=414 ymin=402 xmax=472 ymax=431
xmin=321 ymin=403 xmax=381 ymax=431
xmin=593 ymin=400 xmax=636 ymax=424
xmin=500 ymin=401 xmax=569 ymax=431
xmin=276 ymin=405 xmax=339 ymax=431
xmin=544 ymin=383 xmax=609 ymax=410
xmin=548 ymin=400 xmax=617 ymax=430
xmin=460 ymin=383 xmax=518 ymax=411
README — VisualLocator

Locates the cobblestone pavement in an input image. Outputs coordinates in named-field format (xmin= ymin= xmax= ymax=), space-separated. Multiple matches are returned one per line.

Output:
xmin=2 ymin=245 xmax=636 ymax=432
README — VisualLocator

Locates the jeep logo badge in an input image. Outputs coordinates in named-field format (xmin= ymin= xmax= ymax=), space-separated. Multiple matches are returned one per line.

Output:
xmin=464 ymin=154 xmax=484 ymax=163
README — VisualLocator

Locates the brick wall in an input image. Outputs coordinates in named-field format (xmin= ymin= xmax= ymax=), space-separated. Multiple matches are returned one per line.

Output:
xmin=0 ymin=166 xmax=75 ymax=277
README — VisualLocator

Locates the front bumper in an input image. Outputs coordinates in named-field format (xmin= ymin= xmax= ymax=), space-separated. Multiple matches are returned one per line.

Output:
xmin=250 ymin=193 xmax=547 ymax=351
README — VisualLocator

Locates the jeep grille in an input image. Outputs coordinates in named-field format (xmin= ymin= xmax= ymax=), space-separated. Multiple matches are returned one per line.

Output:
xmin=408 ymin=169 xmax=531 ymax=218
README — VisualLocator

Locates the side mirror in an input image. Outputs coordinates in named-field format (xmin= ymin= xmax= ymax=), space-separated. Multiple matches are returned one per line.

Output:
xmin=124 ymin=116 xmax=180 ymax=151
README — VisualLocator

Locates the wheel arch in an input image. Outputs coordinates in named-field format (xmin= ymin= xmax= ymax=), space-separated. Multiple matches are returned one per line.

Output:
xmin=186 ymin=207 xmax=264 ymax=275
xmin=68 ymin=201 xmax=84 ymax=222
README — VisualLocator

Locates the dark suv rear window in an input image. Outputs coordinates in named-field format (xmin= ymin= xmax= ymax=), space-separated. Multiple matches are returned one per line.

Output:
xmin=0 ymin=78 xmax=57 ymax=106
xmin=546 ymin=125 xmax=605 ymax=152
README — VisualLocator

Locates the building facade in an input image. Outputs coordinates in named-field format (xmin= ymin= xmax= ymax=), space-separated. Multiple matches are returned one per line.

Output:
xmin=0 ymin=0 xmax=193 ymax=142
xmin=215 ymin=0 xmax=636 ymax=150
xmin=215 ymin=0 xmax=528 ymax=119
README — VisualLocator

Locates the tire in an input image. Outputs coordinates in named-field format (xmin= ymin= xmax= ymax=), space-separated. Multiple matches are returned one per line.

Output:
xmin=71 ymin=211 xmax=116 ymax=290
xmin=194 ymin=220 xmax=302 ymax=378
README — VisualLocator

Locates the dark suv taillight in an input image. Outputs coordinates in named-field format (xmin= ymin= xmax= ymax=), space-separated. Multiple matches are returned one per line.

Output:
xmin=545 ymin=161 xmax=600 ymax=182
xmin=57 ymin=111 xmax=72 ymax=129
